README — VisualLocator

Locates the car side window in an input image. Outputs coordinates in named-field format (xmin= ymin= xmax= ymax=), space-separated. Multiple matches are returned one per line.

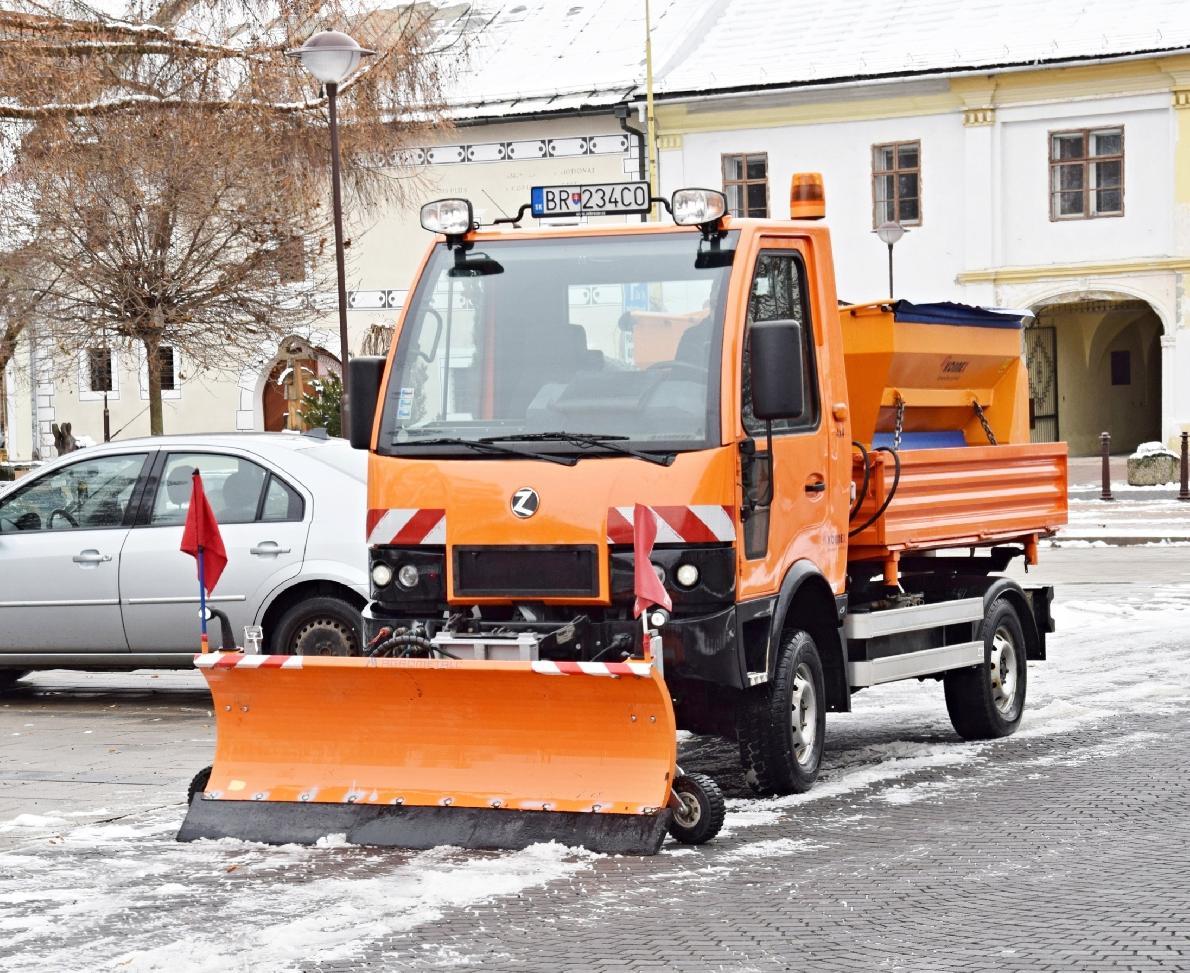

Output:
xmin=0 ymin=453 xmax=148 ymax=533
xmin=740 ymin=251 xmax=820 ymax=436
xmin=151 ymin=453 xmax=268 ymax=526
xmin=260 ymin=474 xmax=304 ymax=523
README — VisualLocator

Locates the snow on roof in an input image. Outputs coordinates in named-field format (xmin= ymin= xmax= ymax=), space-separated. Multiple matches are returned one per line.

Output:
xmin=438 ymin=0 xmax=1190 ymax=117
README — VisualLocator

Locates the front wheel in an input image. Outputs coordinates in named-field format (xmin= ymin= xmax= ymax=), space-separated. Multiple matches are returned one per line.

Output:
xmin=667 ymin=773 xmax=726 ymax=845
xmin=187 ymin=766 xmax=212 ymax=805
xmin=737 ymin=629 xmax=826 ymax=796
xmin=273 ymin=597 xmax=362 ymax=656
xmin=944 ymin=597 xmax=1028 ymax=740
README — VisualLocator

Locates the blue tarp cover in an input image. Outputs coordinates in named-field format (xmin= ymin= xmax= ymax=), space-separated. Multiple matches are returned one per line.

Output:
xmin=892 ymin=300 xmax=1026 ymax=329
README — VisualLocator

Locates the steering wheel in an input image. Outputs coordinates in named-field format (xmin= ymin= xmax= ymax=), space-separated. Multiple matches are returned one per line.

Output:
xmin=645 ymin=360 xmax=707 ymax=378
xmin=48 ymin=508 xmax=79 ymax=528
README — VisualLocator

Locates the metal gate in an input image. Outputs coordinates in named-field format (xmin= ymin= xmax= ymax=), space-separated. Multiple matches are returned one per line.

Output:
xmin=1024 ymin=324 xmax=1058 ymax=443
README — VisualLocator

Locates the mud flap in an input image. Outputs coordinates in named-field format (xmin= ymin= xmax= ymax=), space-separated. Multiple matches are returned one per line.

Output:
xmin=179 ymin=653 xmax=678 ymax=855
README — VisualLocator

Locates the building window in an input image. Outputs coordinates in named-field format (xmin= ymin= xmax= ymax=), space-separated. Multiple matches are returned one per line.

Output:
xmin=158 ymin=346 xmax=177 ymax=391
xmin=88 ymin=348 xmax=113 ymax=393
xmin=1050 ymin=128 xmax=1123 ymax=220
xmin=722 ymin=153 xmax=768 ymax=218
xmin=872 ymin=141 xmax=920 ymax=226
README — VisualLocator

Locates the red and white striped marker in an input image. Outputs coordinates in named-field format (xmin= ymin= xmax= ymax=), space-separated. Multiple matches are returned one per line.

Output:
xmin=531 ymin=660 xmax=653 ymax=678
xmin=194 ymin=652 xmax=303 ymax=670
xmin=366 ymin=508 xmax=446 ymax=546
xmin=606 ymin=505 xmax=735 ymax=546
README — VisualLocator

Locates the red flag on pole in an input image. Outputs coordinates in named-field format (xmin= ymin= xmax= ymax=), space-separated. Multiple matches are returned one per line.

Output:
xmin=632 ymin=503 xmax=673 ymax=619
xmin=180 ymin=470 xmax=227 ymax=594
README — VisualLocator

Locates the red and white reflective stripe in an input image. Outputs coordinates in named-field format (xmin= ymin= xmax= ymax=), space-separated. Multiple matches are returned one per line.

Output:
xmin=194 ymin=652 xmax=303 ymax=670
xmin=366 ymin=508 xmax=446 ymax=546
xmin=532 ymin=660 xmax=653 ymax=678
xmin=606 ymin=505 xmax=735 ymax=546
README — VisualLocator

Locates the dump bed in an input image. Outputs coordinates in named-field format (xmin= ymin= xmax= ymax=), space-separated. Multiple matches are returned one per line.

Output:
xmin=839 ymin=301 xmax=1067 ymax=568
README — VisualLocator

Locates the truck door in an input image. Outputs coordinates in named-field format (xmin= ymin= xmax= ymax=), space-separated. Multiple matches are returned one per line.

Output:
xmin=736 ymin=241 xmax=833 ymax=598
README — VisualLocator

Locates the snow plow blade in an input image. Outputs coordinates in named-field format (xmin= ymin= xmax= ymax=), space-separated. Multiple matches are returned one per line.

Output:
xmin=178 ymin=653 xmax=677 ymax=855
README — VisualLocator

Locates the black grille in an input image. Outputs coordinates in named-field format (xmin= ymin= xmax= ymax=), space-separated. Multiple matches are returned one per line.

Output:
xmin=453 ymin=546 xmax=598 ymax=598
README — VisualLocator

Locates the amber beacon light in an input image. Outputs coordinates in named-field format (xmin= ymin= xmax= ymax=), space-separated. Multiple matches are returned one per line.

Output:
xmin=790 ymin=172 xmax=826 ymax=219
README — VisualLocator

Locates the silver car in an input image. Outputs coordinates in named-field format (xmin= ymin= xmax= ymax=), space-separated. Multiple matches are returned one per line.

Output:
xmin=0 ymin=432 xmax=367 ymax=687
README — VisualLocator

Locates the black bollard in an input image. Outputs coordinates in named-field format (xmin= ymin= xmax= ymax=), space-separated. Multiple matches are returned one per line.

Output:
xmin=1100 ymin=431 xmax=1113 ymax=501
xmin=1180 ymin=432 xmax=1189 ymax=503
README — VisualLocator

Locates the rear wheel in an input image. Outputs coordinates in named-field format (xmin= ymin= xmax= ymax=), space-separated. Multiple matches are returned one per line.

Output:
xmin=273 ymin=597 xmax=362 ymax=656
xmin=737 ymin=629 xmax=826 ymax=796
xmin=0 ymin=670 xmax=29 ymax=692
xmin=944 ymin=597 xmax=1028 ymax=740
xmin=667 ymin=772 xmax=726 ymax=845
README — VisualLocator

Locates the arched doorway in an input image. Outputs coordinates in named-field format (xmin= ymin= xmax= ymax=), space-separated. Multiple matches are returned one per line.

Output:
xmin=1027 ymin=297 xmax=1163 ymax=456
xmin=259 ymin=337 xmax=341 ymax=433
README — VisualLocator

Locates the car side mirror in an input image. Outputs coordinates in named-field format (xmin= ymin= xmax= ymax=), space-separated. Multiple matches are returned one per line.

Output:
xmin=348 ymin=357 xmax=386 ymax=450
xmin=749 ymin=319 xmax=805 ymax=421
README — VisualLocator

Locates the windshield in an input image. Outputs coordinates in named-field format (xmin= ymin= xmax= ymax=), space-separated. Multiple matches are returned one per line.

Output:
xmin=379 ymin=231 xmax=736 ymax=456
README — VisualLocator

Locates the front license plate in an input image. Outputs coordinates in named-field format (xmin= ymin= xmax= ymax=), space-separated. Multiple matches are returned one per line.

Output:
xmin=530 ymin=181 xmax=651 ymax=218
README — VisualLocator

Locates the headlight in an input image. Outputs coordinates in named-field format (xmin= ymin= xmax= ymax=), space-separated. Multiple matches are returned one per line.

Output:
xmin=420 ymin=198 xmax=473 ymax=235
xmin=675 ymin=563 xmax=700 ymax=588
xmin=397 ymin=564 xmax=420 ymax=588
xmin=671 ymin=188 xmax=726 ymax=226
xmin=652 ymin=562 xmax=666 ymax=585
xmin=371 ymin=562 xmax=393 ymax=587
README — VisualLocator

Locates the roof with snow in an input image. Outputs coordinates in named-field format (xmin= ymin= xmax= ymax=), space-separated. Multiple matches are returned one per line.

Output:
xmin=436 ymin=0 xmax=1190 ymax=118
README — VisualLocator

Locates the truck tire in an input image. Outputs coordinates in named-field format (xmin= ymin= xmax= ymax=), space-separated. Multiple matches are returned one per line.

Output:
xmin=737 ymin=629 xmax=826 ymax=795
xmin=273 ymin=597 xmax=362 ymax=656
xmin=944 ymin=597 xmax=1027 ymax=740
xmin=0 ymin=670 xmax=29 ymax=692
xmin=187 ymin=766 xmax=212 ymax=805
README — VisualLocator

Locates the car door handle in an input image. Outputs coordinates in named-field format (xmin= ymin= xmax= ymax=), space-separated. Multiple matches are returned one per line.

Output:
xmin=804 ymin=480 xmax=827 ymax=494
xmin=250 ymin=542 xmax=291 ymax=556
xmin=73 ymin=550 xmax=112 ymax=564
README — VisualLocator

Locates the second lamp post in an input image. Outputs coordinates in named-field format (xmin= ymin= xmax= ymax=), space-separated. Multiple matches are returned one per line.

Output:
xmin=875 ymin=220 xmax=906 ymax=300
xmin=287 ymin=30 xmax=374 ymax=433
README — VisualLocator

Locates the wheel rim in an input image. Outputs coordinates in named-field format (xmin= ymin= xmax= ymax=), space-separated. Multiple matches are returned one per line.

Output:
xmin=989 ymin=626 xmax=1019 ymax=716
xmin=790 ymin=662 xmax=818 ymax=766
xmin=291 ymin=616 xmax=358 ymax=656
xmin=673 ymin=790 xmax=702 ymax=829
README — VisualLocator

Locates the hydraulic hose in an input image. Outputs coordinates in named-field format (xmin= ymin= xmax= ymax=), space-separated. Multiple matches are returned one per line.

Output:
xmin=848 ymin=445 xmax=902 ymax=538
xmin=850 ymin=440 xmax=871 ymax=521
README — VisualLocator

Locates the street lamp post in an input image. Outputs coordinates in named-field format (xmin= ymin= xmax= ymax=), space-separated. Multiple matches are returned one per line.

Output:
xmin=287 ymin=31 xmax=374 ymax=434
xmin=875 ymin=220 xmax=906 ymax=299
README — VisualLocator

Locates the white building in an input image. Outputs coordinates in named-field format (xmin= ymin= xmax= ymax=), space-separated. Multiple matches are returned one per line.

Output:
xmin=4 ymin=0 xmax=1188 ymax=459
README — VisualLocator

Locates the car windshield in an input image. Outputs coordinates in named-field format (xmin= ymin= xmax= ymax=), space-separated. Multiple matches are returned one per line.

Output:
xmin=378 ymin=231 xmax=736 ymax=456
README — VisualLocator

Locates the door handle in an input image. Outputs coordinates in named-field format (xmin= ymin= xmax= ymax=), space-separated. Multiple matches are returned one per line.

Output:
xmin=250 ymin=542 xmax=291 ymax=556
xmin=804 ymin=480 xmax=827 ymax=494
xmin=73 ymin=550 xmax=112 ymax=564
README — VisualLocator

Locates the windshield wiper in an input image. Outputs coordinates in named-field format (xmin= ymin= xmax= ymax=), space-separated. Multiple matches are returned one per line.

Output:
xmin=482 ymin=432 xmax=674 ymax=466
xmin=390 ymin=436 xmax=577 ymax=466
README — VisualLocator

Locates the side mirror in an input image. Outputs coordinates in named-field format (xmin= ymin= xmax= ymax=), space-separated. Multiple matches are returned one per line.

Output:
xmin=749 ymin=319 xmax=805 ymax=421
xmin=348 ymin=357 xmax=386 ymax=450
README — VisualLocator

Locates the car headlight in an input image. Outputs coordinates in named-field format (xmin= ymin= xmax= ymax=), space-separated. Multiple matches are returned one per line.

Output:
xmin=371 ymin=562 xmax=393 ymax=587
xmin=675 ymin=563 xmax=700 ymax=588
xmin=397 ymin=564 xmax=420 ymax=589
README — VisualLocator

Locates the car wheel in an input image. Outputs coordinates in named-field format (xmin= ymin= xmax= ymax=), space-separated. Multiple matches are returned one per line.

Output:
xmin=0 ymin=670 xmax=30 ymax=692
xmin=273 ymin=597 xmax=362 ymax=656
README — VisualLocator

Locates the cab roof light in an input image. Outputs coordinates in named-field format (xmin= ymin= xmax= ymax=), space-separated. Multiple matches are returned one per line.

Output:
xmin=420 ymin=197 xmax=475 ymax=238
xmin=671 ymin=188 xmax=727 ymax=228
xmin=790 ymin=172 xmax=825 ymax=220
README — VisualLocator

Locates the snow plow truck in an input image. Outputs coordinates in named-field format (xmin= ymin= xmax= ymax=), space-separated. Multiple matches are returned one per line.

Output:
xmin=179 ymin=176 xmax=1067 ymax=855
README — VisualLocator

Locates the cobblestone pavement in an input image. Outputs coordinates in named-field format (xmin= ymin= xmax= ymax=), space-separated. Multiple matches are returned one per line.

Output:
xmin=1 ymin=550 xmax=1188 ymax=972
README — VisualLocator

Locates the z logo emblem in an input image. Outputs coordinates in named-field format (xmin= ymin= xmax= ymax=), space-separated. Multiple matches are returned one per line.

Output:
xmin=510 ymin=487 xmax=540 ymax=519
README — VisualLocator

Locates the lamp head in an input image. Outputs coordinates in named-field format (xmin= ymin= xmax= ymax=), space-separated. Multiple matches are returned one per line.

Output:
xmin=287 ymin=30 xmax=375 ymax=85
xmin=875 ymin=221 xmax=906 ymax=246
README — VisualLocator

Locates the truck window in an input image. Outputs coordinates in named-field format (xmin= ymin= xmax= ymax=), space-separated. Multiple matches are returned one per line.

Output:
xmin=741 ymin=251 xmax=819 ymax=436
xmin=380 ymin=232 xmax=738 ymax=456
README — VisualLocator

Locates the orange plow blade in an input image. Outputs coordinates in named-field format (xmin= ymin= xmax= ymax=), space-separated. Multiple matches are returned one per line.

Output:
xmin=178 ymin=653 xmax=678 ymax=854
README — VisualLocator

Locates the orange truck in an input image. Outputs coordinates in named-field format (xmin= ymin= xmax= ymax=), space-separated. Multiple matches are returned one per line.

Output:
xmin=179 ymin=177 xmax=1067 ymax=855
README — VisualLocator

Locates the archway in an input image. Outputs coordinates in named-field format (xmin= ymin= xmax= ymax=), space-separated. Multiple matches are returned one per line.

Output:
xmin=257 ymin=337 xmax=341 ymax=433
xmin=1028 ymin=296 xmax=1163 ymax=456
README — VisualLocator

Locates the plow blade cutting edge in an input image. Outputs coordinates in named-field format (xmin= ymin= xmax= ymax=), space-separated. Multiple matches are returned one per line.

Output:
xmin=177 ymin=653 xmax=678 ymax=855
